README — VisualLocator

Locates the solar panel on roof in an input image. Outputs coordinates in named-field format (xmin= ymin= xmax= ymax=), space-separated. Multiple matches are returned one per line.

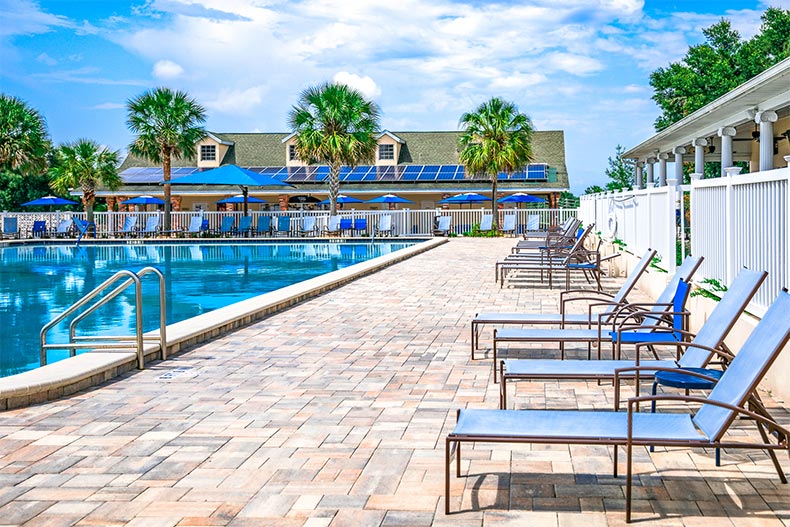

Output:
xmin=437 ymin=166 xmax=457 ymax=180
xmin=377 ymin=166 xmax=398 ymax=181
xmin=417 ymin=167 xmax=438 ymax=181
xmin=287 ymin=167 xmax=308 ymax=181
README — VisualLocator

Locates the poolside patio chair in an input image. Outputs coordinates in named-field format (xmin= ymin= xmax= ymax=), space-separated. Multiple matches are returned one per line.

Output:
xmin=324 ymin=215 xmax=341 ymax=236
xmin=353 ymin=217 xmax=367 ymax=236
xmin=215 ymin=215 xmax=235 ymax=236
xmin=296 ymin=216 xmax=317 ymax=237
xmin=478 ymin=214 xmax=493 ymax=233
xmin=183 ymin=215 xmax=204 ymax=236
xmin=1 ymin=217 xmax=20 ymax=239
xmin=513 ymin=218 xmax=580 ymax=252
xmin=275 ymin=215 xmax=291 ymax=236
xmin=522 ymin=215 xmax=570 ymax=239
xmin=446 ymin=289 xmax=790 ymax=522
xmin=339 ymin=217 xmax=353 ymax=236
xmin=52 ymin=219 xmax=74 ymax=238
xmin=377 ymin=214 xmax=393 ymax=236
xmin=74 ymin=218 xmax=95 ymax=238
xmin=433 ymin=216 xmax=451 ymax=236
xmin=472 ymin=248 xmax=658 ymax=358
xmin=112 ymin=216 xmax=138 ymax=237
xmin=256 ymin=215 xmax=272 ymax=236
xmin=140 ymin=216 xmax=160 ymax=237
xmin=525 ymin=214 xmax=540 ymax=232
xmin=234 ymin=216 xmax=253 ymax=237
xmin=499 ymin=268 xmax=767 ymax=409
xmin=31 ymin=220 xmax=48 ymax=238
xmin=500 ymin=214 xmax=516 ymax=236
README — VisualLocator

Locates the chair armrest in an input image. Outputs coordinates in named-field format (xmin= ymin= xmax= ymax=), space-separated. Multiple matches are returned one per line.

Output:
xmin=613 ymin=365 xmax=721 ymax=410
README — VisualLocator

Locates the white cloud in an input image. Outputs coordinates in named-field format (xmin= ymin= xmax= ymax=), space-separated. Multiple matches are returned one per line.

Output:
xmin=91 ymin=102 xmax=126 ymax=110
xmin=152 ymin=59 xmax=184 ymax=79
xmin=332 ymin=72 xmax=381 ymax=99
xmin=36 ymin=52 xmax=57 ymax=66
xmin=202 ymin=85 xmax=268 ymax=114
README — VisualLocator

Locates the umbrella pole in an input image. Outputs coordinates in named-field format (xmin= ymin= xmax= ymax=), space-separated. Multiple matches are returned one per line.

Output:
xmin=241 ymin=186 xmax=249 ymax=216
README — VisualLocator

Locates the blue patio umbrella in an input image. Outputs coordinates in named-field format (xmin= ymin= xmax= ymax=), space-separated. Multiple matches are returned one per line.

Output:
xmin=318 ymin=194 xmax=364 ymax=205
xmin=216 ymin=195 xmax=267 ymax=204
xmin=497 ymin=192 xmax=546 ymax=205
xmin=438 ymin=192 xmax=491 ymax=204
xmin=169 ymin=164 xmax=292 ymax=214
xmin=21 ymin=195 xmax=78 ymax=207
xmin=366 ymin=194 xmax=414 ymax=204
xmin=120 ymin=195 xmax=166 ymax=206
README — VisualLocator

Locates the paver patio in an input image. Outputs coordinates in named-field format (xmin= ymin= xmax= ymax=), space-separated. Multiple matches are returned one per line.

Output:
xmin=0 ymin=238 xmax=788 ymax=526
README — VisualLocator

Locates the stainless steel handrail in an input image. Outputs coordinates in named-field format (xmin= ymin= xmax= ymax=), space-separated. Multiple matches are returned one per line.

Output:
xmin=39 ymin=266 xmax=167 ymax=369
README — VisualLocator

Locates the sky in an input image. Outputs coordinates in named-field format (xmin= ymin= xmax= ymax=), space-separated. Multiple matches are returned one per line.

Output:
xmin=1 ymin=0 xmax=788 ymax=194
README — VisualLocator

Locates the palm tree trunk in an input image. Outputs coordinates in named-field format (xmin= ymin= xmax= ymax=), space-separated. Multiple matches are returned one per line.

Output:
xmin=329 ymin=162 xmax=340 ymax=216
xmin=491 ymin=175 xmax=499 ymax=232
xmin=84 ymin=189 xmax=95 ymax=224
xmin=163 ymin=149 xmax=172 ymax=231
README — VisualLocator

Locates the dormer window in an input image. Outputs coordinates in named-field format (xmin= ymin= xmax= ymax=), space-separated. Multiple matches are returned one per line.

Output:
xmin=289 ymin=144 xmax=298 ymax=161
xmin=200 ymin=144 xmax=216 ymax=161
xmin=379 ymin=144 xmax=394 ymax=160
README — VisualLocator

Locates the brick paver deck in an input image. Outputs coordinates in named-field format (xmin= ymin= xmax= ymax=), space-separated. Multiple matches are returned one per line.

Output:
xmin=1 ymin=238 xmax=788 ymax=526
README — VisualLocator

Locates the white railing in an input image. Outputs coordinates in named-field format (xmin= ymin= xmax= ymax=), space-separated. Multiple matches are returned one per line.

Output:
xmin=1 ymin=208 xmax=578 ymax=239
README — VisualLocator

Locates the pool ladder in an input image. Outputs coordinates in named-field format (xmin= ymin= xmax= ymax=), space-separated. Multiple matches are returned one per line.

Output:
xmin=39 ymin=266 xmax=167 ymax=369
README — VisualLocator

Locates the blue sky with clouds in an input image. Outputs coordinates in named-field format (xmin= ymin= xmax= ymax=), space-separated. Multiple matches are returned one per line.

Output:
xmin=1 ymin=0 xmax=788 ymax=193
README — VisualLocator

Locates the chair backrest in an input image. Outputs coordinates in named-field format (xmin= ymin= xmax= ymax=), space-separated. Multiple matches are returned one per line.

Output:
xmin=143 ymin=216 xmax=159 ymax=232
xmin=354 ymin=218 xmax=367 ymax=230
xmin=328 ymin=215 xmax=340 ymax=231
xmin=219 ymin=216 xmax=235 ymax=232
xmin=278 ymin=215 xmax=290 ymax=231
xmin=479 ymin=214 xmax=493 ymax=231
xmin=379 ymin=214 xmax=392 ymax=232
xmin=187 ymin=215 xmax=202 ymax=232
xmin=653 ymin=256 xmax=704 ymax=307
xmin=200 ymin=219 xmax=210 ymax=231
xmin=559 ymin=224 xmax=594 ymax=263
xmin=303 ymin=216 xmax=316 ymax=231
xmin=32 ymin=220 xmax=47 ymax=233
xmin=56 ymin=219 xmax=73 ymax=233
xmin=122 ymin=216 xmax=138 ymax=232
xmin=257 ymin=215 xmax=271 ymax=233
xmin=3 ymin=217 xmax=18 ymax=234
xmin=437 ymin=216 xmax=451 ymax=231
xmin=607 ymin=249 xmax=658 ymax=308
xmin=693 ymin=290 xmax=790 ymax=441
xmin=637 ymin=276 xmax=691 ymax=331
xmin=339 ymin=218 xmax=353 ymax=229
xmin=526 ymin=215 xmax=540 ymax=231
xmin=501 ymin=214 xmax=516 ymax=232
xmin=238 ymin=216 xmax=252 ymax=231
xmin=678 ymin=268 xmax=768 ymax=368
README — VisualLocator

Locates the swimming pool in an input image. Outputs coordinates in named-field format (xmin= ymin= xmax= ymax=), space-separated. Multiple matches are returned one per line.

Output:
xmin=0 ymin=241 xmax=414 ymax=377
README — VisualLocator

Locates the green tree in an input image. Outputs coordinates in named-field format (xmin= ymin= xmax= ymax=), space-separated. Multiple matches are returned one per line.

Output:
xmin=288 ymin=83 xmax=380 ymax=215
xmin=0 ymin=95 xmax=52 ymax=210
xmin=650 ymin=8 xmax=790 ymax=131
xmin=458 ymin=97 xmax=534 ymax=231
xmin=49 ymin=139 xmax=121 ymax=223
xmin=604 ymin=145 xmax=634 ymax=190
xmin=127 ymin=87 xmax=206 ymax=230
xmin=584 ymin=185 xmax=605 ymax=195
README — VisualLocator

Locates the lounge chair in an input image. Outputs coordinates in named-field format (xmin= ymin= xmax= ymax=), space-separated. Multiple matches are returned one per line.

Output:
xmin=296 ymin=216 xmax=317 ymax=237
xmin=234 ymin=216 xmax=253 ymax=237
xmin=377 ymin=214 xmax=393 ymax=236
xmin=353 ymin=217 xmax=367 ymax=236
xmin=215 ymin=216 xmax=235 ymax=236
xmin=324 ymin=215 xmax=341 ymax=236
xmin=112 ymin=216 xmax=138 ymax=237
xmin=433 ymin=216 xmax=451 ymax=236
xmin=31 ymin=220 xmax=48 ymax=238
xmin=256 ymin=215 xmax=272 ymax=236
xmin=524 ymin=214 xmax=541 ymax=233
xmin=52 ymin=219 xmax=74 ymax=238
xmin=1 ymin=217 xmax=19 ymax=239
xmin=446 ymin=289 xmax=790 ymax=522
xmin=478 ymin=214 xmax=493 ymax=233
xmin=500 ymin=214 xmax=516 ymax=236
xmin=499 ymin=268 xmax=768 ymax=409
xmin=183 ymin=215 xmax=204 ymax=236
xmin=513 ymin=218 xmax=580 ymax=252
xmin=491 ymin=268 xmax=698 ymax=381
xmin=472 ymin=248 xmax=658 ymax=358
xmin=275 ymin=215 xmax=291 ymax=236
xmin=339 ymin=217 xmax=353 ymax=236
xmin=140 ymin=216 xmax=160 ymax=237
xmin=74 ymin=218 xmax=95 ymax=238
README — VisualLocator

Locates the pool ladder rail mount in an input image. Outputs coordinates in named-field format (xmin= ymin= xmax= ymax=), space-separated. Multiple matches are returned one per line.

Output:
xmin=39 ymin=266 xmax=167 ymax=369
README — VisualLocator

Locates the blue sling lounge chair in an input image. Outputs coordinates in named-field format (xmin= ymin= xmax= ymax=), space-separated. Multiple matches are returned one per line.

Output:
xmin=256 ymin=215 xmax=272 ymax=236
xmin=446 ymin=289 xmax=790 ymax=522
xmin=215 ymin=216 xmax=235 ymax=236
xmin=2 ymin=217 xmax=20 ymax=239
xmin=275 ymin=215 xmax=291 ymax=236
xmin=499 ymin=268 xmax=768 ymax=409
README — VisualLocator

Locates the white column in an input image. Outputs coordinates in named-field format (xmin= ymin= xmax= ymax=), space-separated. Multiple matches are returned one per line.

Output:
xmin=635 ymin=162 xmax=644 ymax=189
xmin=692 ymin=138 xmax=707 ymax=175
xmin=658 ymin=152 xmax=669 ymax=186
xmin=672 ymin=146 xmax=686 ymax=183
xmin=718 ymin=126 xmax=736 ymax=176
xmin=756 ymin=110 xmax=778 ymax=172
xmin=646 ymin=157 xmax=655 ymax=186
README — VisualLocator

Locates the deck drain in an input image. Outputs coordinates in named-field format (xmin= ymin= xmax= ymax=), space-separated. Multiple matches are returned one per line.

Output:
xmin=156 ymin=367 xmax=198 ymax=381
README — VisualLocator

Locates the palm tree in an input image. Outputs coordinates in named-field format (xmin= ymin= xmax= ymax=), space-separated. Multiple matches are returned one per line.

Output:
xmin=49 ymin=139 xmax=121 ymax=223
xmin=288 ymin=83 xmax=380 ymax=215
xmin=459 ymin=97 xmax=534 ymax=231
xmin=126 ymin=87 xmax=206 ymax=231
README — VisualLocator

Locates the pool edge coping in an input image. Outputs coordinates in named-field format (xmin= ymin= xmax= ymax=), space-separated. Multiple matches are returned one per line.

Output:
xmin=0 ymin=237 xmax=448 ymax=410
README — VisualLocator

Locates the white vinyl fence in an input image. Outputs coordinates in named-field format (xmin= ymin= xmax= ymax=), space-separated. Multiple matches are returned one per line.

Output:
xmin=580 ymin=165 xmax=790 ymax=315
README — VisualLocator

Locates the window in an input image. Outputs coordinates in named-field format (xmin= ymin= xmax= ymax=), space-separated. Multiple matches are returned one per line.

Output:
xmin=200 ymin=144 xmax=216 ymax=161
xmin=378 ymin=143 xmax=394 ymax=160
xmin=289 ymin=144 xmax=297 ymax=161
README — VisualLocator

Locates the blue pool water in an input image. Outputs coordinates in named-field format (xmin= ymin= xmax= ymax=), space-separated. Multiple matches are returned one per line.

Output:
xmin=0 ymin=241 xmax=414 ymax=377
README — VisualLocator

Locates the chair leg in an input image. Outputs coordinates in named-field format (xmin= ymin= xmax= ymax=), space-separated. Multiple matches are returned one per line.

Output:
xmin=492 ymin=332 xmax=499 ymax=383
xmin=626 ymin=442 xmax=633 ymax=523
xmin=755 ymin=421 xmax=787 ymax=483
xmin=500 ymin=373 xmax=507 ymax=409
xmin=650 ymin=381 xmax=658 ymax=452
xmin=471 ymin=321 xmax=477 ymax=360
xmin=445 ymin=439 xmax=451 ymax=514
